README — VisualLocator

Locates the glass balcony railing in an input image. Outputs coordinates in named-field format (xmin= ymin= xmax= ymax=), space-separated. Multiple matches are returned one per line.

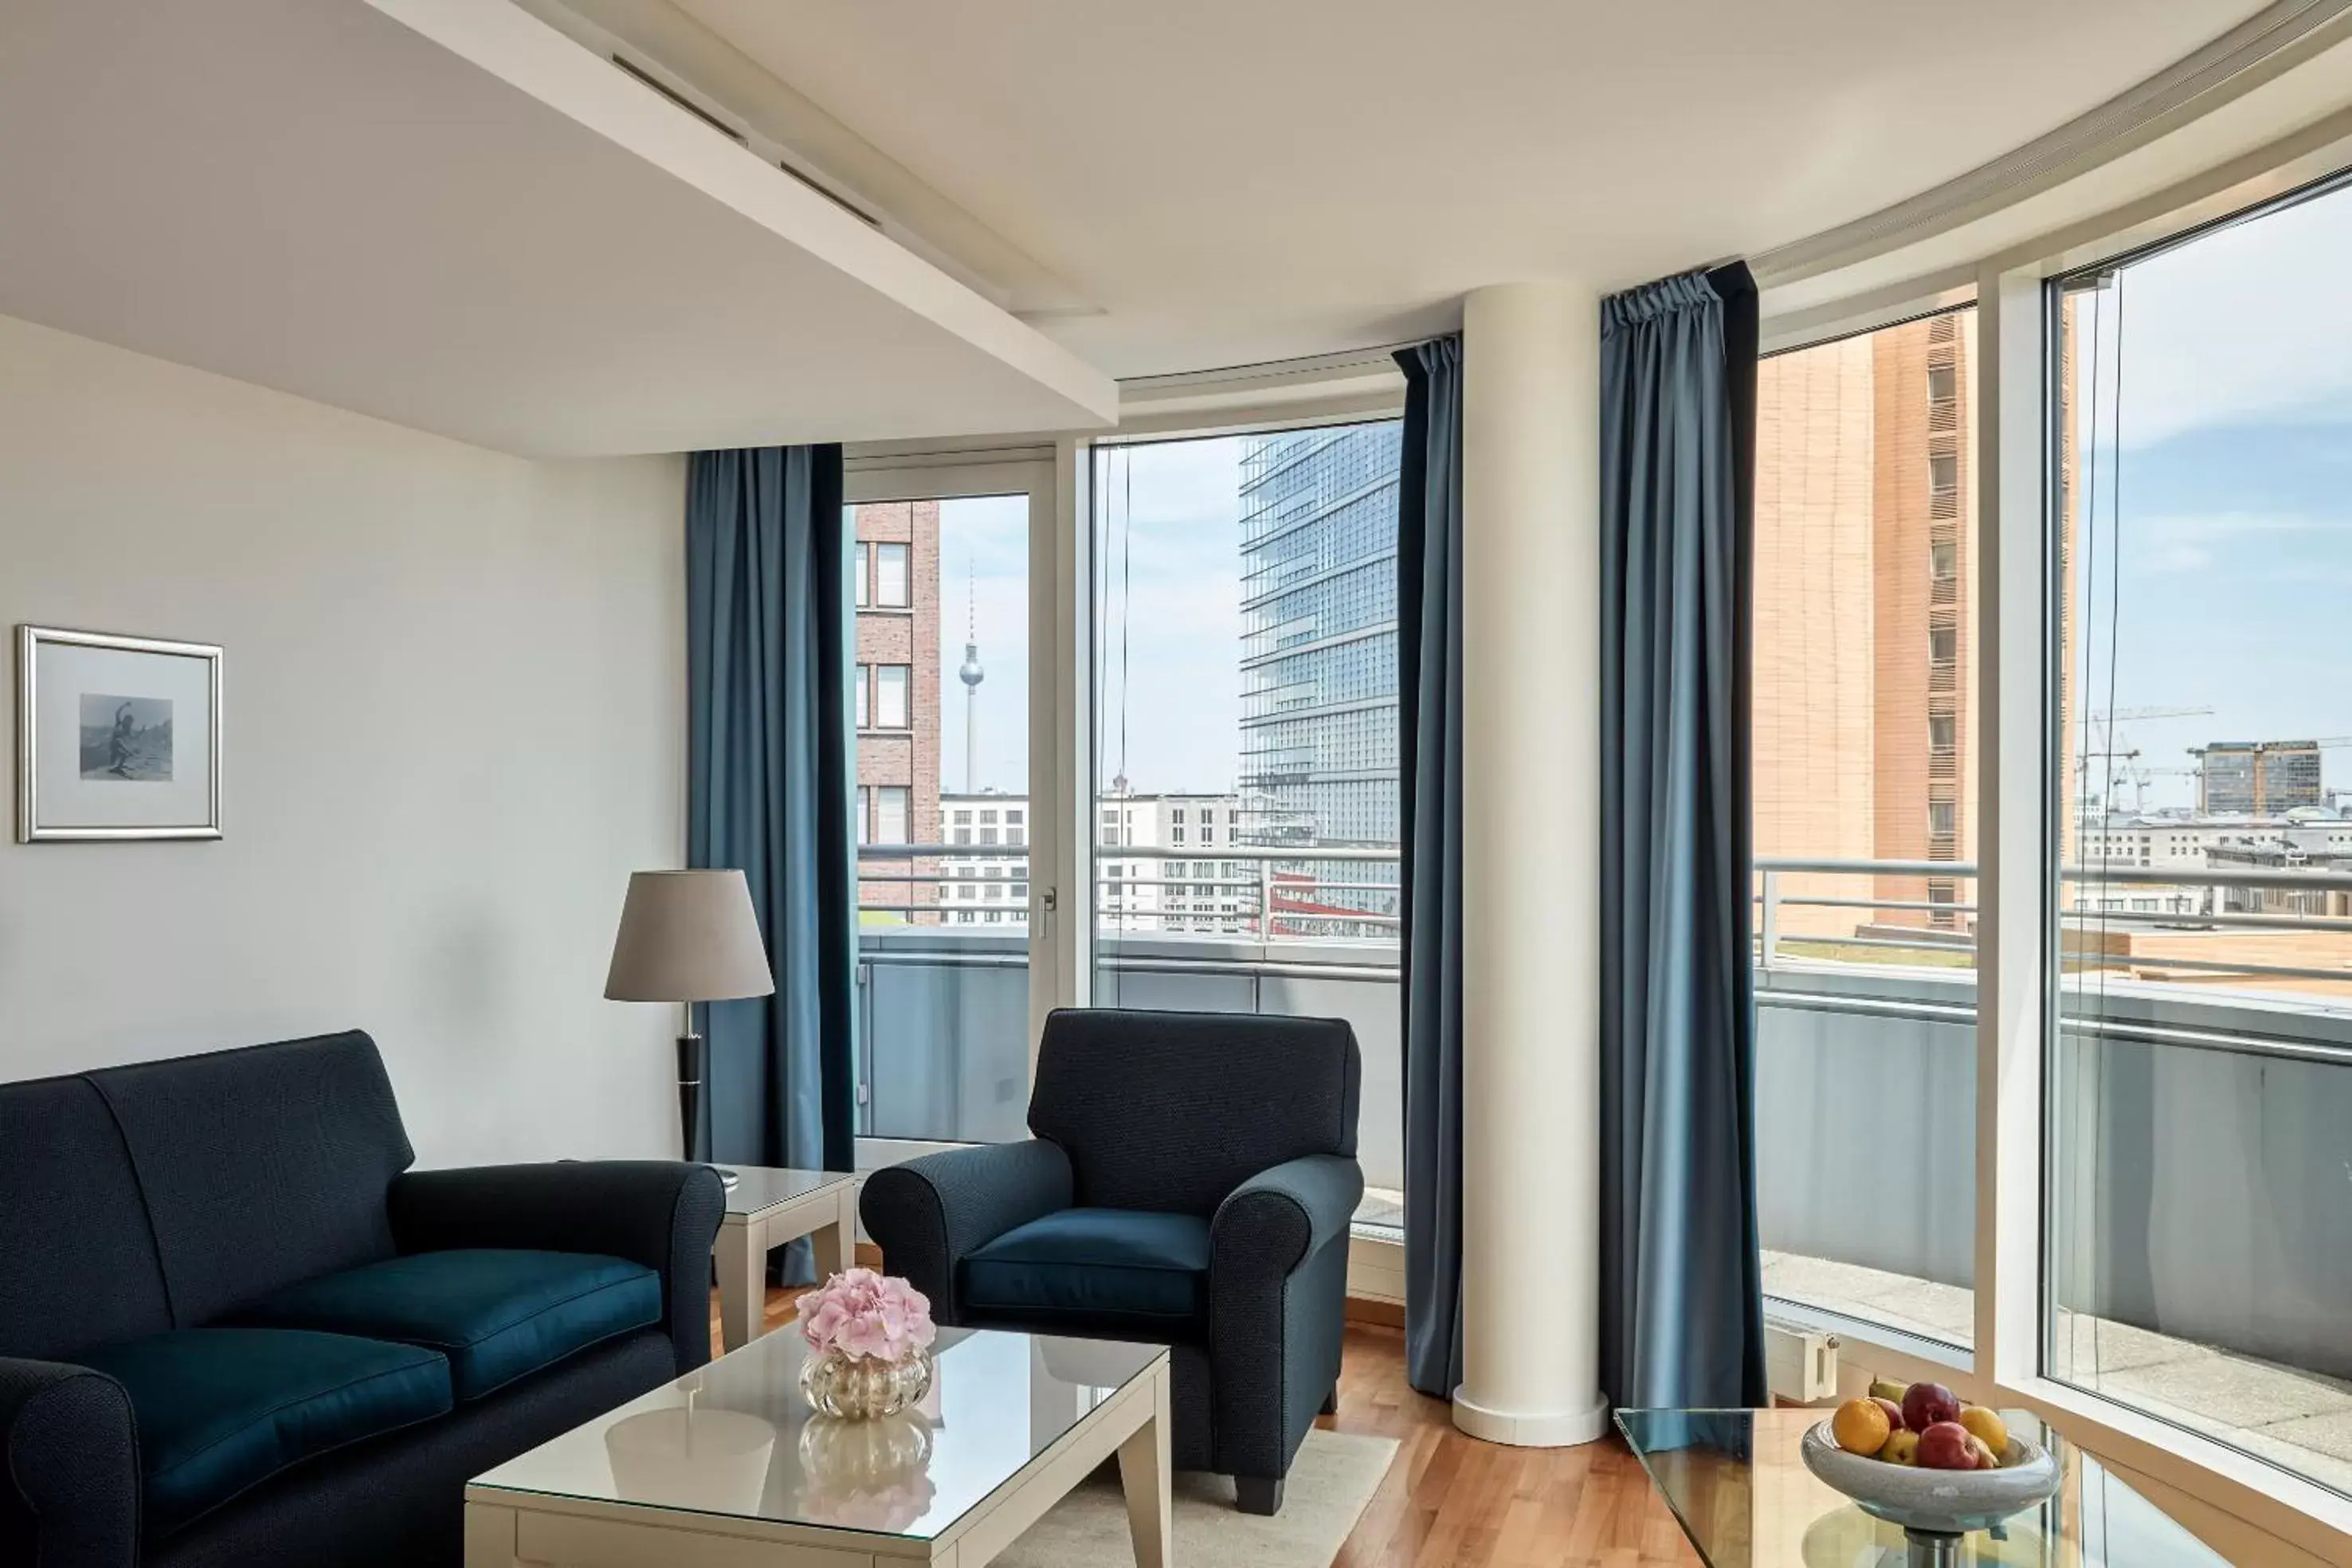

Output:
xmin=851 ymin=844 xmax=1403 ymax=1235
xmin=1755 ymin=855 xmax=2352 ymax=1498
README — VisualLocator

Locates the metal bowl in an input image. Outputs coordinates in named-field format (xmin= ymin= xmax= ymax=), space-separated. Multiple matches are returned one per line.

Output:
xmin=1800 ymin=1419 xmax=2062 ymax=1536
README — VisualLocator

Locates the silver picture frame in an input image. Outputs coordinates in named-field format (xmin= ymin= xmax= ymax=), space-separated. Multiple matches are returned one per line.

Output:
xmin=15 ymin=625 xmax=223 ymax=842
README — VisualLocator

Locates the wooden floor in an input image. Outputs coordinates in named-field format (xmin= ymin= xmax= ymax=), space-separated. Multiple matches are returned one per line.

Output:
xmin=712 ymin=1286 xmax=1701 ymax=1567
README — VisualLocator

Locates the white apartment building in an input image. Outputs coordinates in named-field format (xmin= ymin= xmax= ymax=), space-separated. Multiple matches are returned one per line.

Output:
xmin=931 ymin=789 xmax=1254 ymax=932
xmin=1099 ymin=790 xmax=1252 ymax=935
xmin=2071 ymin=811 xmax=2352 ymax=914
xmin=935 ymin=792 xmax=1030 ymax=926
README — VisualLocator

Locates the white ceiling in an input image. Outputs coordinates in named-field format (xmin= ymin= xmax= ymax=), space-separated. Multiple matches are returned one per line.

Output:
xmin=676 ymin=0 xmax=2266 ymax=378
xmin=0 ymin=0 xmax=1113 ymax=457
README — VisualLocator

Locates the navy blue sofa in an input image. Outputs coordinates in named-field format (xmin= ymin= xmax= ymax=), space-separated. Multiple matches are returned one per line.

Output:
xmin=0 ymin=1030 xmax=723 ymax=1568
xmin=860 ymin=1008 xmax=1362 ymax=1515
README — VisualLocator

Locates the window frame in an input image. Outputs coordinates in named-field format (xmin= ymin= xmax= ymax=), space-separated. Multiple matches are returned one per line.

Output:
xmin=1763 ymin=130 xmax=2352 ymax=1555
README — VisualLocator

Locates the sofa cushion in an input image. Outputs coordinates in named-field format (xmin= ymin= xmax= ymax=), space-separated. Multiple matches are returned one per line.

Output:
xmin=234 ymin=1250 xmax=662 ymax=1401
xmin=84 ymin=1032 xmax=414 ymax=1327
xmin=76 ymin=1327 xmax=451 ymax=1536
xmin=961 ymin=1209 xmax=1210 ymax=1332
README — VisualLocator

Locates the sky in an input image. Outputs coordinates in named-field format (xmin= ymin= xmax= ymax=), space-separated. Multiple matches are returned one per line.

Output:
xmin=2069 ymin=178 xmax=2352 ymax=813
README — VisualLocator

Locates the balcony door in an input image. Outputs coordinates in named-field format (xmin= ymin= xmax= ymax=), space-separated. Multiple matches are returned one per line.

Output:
xmin=845 ymin=453 xmax=1064 ymax=1155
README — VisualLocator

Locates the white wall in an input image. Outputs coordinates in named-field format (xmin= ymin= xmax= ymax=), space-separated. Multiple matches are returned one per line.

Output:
xmin=0 ymin=313 xmax=687 ymax=1166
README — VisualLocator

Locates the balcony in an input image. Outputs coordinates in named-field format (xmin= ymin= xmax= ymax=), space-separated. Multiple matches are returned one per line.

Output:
xmin=853 ymin=845 xmax=1404 ymax=1231
xmin=1757 ymin=857 xmax=2352 ymax=1495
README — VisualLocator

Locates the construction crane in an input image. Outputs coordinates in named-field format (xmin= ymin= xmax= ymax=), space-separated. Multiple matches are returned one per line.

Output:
xmin=2075 ymin=706 xmax=2213 ymax=813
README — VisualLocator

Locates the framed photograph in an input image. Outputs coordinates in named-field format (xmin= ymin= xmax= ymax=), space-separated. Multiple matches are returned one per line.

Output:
xmin=15 ymin=625 xmax=221 ymax=842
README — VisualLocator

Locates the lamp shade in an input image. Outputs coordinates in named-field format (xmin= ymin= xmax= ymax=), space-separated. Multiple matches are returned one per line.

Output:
xmin=603 ymin=870 xmax=775 ymax=1003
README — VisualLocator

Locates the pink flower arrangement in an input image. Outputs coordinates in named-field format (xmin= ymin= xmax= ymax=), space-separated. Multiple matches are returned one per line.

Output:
xmin=794 ymin=1268 xmax=937 ymax=1363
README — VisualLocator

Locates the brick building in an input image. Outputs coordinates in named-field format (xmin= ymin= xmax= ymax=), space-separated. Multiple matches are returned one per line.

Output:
xmin=852 ymin=500 xmax=941 ymax=923
xmin=1751 ymin=314 xmax=1978 ymax=937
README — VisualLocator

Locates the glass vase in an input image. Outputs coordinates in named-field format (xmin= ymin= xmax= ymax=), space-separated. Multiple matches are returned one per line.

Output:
xmin=798 ymin=1344 xmax=934 ymax=1421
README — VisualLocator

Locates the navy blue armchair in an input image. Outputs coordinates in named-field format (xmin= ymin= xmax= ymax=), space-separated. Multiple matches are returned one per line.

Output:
xmin=860 ymin=1008 xmax=1362 ymax=1515
xmin=0 ymin=1031 xmax=723 ymax=1568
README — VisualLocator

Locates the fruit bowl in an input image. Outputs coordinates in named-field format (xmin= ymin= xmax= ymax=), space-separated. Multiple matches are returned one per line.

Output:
xmin=1800 ymin=1419 xmax=2061 ymax=1536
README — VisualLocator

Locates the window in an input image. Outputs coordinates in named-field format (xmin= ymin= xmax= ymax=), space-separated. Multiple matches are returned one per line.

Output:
xmin=1093 ymin=425 xmax=1405 ymax=1234
xmin=845 ymin=489 xmax=1033 ymax=1146
xmin=873 ymin=542 xmax=911 ymax=608
xmin=874 ymin=664 xmax=909 ymax=730
xmin=872 ymin=786 xmax=909 ymax=845
xmin=2046 ymin=182 xmax=2352 ymax=1497
xmin=1929 ymin=451 xmax=1958 ymax=493
xmin=1927 ymin=363 xmax=1958 ymax=406
xmin=855 ymin=786 xmax=870 ymax=845
xmin=1751 ymin=307 xmax=1979 ymax=1348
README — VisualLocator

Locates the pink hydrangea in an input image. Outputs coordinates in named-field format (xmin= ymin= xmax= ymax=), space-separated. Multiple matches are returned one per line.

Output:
xmin=794 ymin=1268 xmax=937 ymax=1362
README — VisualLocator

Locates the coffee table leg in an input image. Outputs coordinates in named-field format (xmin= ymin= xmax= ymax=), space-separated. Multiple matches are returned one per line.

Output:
xmin=464 ymin=1501 xmax=519 ymax=1567
xmin=1118 ymin=1366 xmax=1173 ymax=1568
xmin=715 ymin=1217 xmax=763 ymax=1352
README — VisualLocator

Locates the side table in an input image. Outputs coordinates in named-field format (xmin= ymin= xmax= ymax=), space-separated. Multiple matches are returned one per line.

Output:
xmin=714 ymin=1166 xmax=862 ymax=1352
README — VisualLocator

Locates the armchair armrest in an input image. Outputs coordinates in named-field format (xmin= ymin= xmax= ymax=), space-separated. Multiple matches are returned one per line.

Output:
xmin=860 ymin=1140 xmax=1073 ymax=1323
xmin=1209 ymin=1154 xmax=1363 ymax=1282
xmin=0 ymin=1358 xmax=140 ymax=1568
xmin=389 ymin=1161 xmax=726 ymax=1374
xmin=1207 ymin=1154 xmax=1363 ymax=1485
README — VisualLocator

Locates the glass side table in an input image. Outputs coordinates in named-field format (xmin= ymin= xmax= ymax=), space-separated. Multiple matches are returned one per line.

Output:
xmin=1616 ymin=1409 xmax=2227 ymax=1567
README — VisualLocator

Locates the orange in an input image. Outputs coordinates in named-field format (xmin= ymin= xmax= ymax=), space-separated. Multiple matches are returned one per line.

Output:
xmin=1832 ymin=1397 xmax=1892 ymax=1456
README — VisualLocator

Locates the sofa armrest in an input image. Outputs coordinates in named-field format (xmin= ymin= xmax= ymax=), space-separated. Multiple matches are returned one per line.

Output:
xmin=1207 ymin=1154 xmax=1363 ymax=1484
xmin=0 ymin=1358 xmax=140 ymax=1568
xmin=389 ymin=1161 xmax=726 ymax=1374
xmin=860 ymin=1141 xmax=1073 ymax=1323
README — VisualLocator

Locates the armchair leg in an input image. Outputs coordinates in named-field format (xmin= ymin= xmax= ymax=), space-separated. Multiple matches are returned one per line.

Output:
xmin=1235 ymin=1476 xmax=1284 ymax=1515
xmin=1321 ymin=1385 xmax=1339 ymax=1416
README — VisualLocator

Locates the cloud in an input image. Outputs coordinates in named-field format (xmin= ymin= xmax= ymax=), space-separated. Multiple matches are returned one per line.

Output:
xmin=2084 ymin=185 xmax=2352 ymax=449
xmin=2132 ymin=511 xmax=2334 ymax=574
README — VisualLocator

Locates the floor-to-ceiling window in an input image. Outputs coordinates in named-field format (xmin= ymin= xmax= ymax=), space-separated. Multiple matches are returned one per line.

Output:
xmin=1749 ymin=308 xmax=1981 ymax=1350
xmin=2046 ymin=177 xmax=2352 ymax=1498
xmin=1090 ymin=425 xmax=1404 ymax=1234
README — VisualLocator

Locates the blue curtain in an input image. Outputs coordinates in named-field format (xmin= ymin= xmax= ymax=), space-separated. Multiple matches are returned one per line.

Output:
xmin=687 ymin=447 xmax=857 ymax=1279
xmin=1394 ymin=336 xmax=1467 ymax=1399
xmin=1597 ymin=265 xmax=1769 ymax=1410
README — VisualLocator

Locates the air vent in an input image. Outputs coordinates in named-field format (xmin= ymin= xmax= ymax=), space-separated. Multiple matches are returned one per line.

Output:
xmin=776 ymin=159 xmax=880 ymax=230
xmin=610 ymin=56 xmax=745 ymax=143
xmin=608 ymin=53 xmax=880 ymax=231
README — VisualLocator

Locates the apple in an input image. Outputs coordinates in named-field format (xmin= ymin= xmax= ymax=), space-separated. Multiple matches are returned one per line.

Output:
xmin=1880 ymin=1429 xmax=1921 ymax=1466
xmin=1870 ymin=1396 xmax=1906 ymax=1435
xmin=1917 ymin=1421 xmax=1979 ymax=1471
xmin=1902 ymin=1381 xmax=1962 ymax=1433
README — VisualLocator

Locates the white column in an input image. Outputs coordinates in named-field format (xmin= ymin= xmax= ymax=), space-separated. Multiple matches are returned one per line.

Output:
xmin=1452 ymin=280 xmax=1609 ymax=1448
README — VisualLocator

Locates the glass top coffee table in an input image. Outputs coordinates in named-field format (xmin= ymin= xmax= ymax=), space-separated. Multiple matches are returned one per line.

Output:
xmin=1617 ymin=1409 xmax=2227 ymax=1567
xmin=468 ymin=1326 xmax=1170 ymax=1567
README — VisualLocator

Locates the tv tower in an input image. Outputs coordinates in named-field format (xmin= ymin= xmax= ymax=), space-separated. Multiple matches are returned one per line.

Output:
xmin=958 ymin=568 xmax=984 ymax=793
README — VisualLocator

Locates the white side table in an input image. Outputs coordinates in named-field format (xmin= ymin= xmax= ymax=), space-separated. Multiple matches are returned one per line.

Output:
xmin=713 ymin=1166 xmax=861 ymax=1352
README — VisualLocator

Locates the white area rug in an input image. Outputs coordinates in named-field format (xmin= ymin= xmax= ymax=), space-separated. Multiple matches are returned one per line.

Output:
xmin=994 ymin=1429 xmax=1398 ymax=1567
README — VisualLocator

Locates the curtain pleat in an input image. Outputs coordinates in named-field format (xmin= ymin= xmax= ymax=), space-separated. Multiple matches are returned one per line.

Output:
xmin=686 ymin=447 xmax=857 ymax=1282
xmin=1597 ymin=265 xmax=1769 ymax=1409
xmin=1395 ymin=336 xmax=1468 ymax=1399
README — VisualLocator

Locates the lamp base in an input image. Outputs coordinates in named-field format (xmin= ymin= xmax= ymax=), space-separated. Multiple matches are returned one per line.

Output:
xmin=677 ymin=1034 xmax=740 ymax=1190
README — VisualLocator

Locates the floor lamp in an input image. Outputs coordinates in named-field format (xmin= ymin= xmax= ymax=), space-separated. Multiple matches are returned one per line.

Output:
xmin=604 ymin=869 xmax=776 ymax=1188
